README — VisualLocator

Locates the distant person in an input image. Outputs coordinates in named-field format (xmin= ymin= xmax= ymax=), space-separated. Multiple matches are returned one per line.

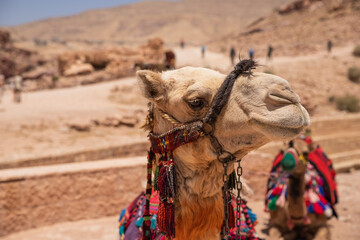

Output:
xmin=249 ymin=48 xmax=254 ymax=60
xmin=0 ymin=74 xmax=4 ymax=103
xmin=12 ymin=75 xmax=23 ymax=103
xmin=327 ymin=39 xmax=333 ymax=54
xmin=201 ymin=45 xmax=206 ymax=58
xmin=230 ymin=47 xmax=236 ymax=65
xmin=267 ymin=44 xmax=274 ymax=61
xmin=180 ymin=38 xmax=185 ymax=49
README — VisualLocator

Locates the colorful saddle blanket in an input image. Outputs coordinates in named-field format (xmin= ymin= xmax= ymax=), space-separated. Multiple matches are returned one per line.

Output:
xmin=119 ymin=191 xmax=262 ymax=240
xmin=265 ymin=145 xmax=338 ymax=218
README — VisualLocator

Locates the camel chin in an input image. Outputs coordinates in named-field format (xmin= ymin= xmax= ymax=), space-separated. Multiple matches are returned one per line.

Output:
xmin=250 ymin=102 xmax=310 ymax=141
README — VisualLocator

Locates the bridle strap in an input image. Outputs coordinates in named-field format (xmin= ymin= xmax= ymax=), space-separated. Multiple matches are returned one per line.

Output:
xmin=203 ymin=59 xmax=257 ymax=132
xmin=152 ymin=59 xmax=257 ymax=161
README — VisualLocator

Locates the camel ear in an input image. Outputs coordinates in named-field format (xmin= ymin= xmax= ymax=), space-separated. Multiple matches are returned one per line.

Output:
xmin=137 ymin=70 xmax=166 ymax=102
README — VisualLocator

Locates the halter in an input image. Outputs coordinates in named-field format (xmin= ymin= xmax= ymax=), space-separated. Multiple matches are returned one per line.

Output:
xmin=142 ymin=59 xmax=257 ymax=240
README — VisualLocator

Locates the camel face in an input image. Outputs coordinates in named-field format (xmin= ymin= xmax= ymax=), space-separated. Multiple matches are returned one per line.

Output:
xmin=137 ymin=67 xmax=309 ymax=159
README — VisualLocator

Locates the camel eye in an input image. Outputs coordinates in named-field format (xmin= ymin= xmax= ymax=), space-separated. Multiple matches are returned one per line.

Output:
xmin=188 ymin=98 xmax=205 ymax=111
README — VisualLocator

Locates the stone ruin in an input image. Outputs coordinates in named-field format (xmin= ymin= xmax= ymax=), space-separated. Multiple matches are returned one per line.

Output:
xmin=57 ymin=37 xmax=166 ymax=82
xmin=0 ymin=30 xmax=167 ymax=91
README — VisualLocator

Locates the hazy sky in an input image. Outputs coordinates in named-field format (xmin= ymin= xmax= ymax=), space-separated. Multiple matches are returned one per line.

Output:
xmin=0 ymin=0 xmax=145 ymax=26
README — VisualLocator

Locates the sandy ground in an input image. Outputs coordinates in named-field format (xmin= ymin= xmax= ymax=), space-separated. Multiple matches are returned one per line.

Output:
xmin=0 ymin=77 xmax=148 ymax=164
xmin=1 ymin=170 xmax=359 ymax=240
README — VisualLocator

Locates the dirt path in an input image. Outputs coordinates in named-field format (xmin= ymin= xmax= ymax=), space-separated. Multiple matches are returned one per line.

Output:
xmin=174 ymin=44 xmax=355 ymax=71
xmin=0 ymin=77 xmax=137 ymax=124
xmin=0 ymin=77 xmax=147 ymax=164
xmin=1 ymin=171 xmax=359 ymax=240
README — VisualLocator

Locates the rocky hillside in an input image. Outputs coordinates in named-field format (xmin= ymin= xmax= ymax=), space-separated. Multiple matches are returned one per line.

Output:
xmin=5 ymin=0 xmax=293 ymax=45
xmin=210 ymin=0 xmax=360 ymax=56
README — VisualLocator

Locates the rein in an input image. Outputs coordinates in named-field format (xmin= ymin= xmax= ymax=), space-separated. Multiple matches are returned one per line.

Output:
xmin=142 ymin=59 xmax=257 ymax=240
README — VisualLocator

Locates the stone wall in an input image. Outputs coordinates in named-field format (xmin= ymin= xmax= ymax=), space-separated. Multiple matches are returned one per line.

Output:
xmin=0 ymin=157 xmax=146 ymax=237
xmin=0 ymin=141 xmax=149 ymax=170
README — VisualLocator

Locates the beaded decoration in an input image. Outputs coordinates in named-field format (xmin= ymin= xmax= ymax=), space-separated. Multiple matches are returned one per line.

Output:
xmin=119 ymin=190 xmax=262 ymax=240
xmin=142 ymin=121 xmax=204 ymax=240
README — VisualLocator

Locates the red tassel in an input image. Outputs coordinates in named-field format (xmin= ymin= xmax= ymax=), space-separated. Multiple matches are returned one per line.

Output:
xmin=228 ymin=203 xmax=235 ymax=229
xmin=166 ymin=202 xmax=175 ymax=238
xmin=158 ymin=201 xmax=166 ymax=232
xmin=157 ymin=166 xmax=167 ymax=198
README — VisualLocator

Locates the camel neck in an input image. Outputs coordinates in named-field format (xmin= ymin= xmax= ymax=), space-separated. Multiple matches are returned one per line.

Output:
xmin=288 ymin=171 xmax=306 ymax=219
xmin=174 ymin=156 xmax=229 ymax=239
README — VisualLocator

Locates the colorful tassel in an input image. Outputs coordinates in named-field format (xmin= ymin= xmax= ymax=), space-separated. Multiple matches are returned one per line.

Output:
xmin=228 ymin=203 xmax=235 ymax=228
xmin=154 ymin=165 xmax=161 ymax=191
xmin=313 ymin=202 xmax=324 ymax=215
xmin=268 ymin=196 xmax=278 ymax=211
xmin=165 ymin=202 xmax=175 ymax=238
xmin=158 ymin=201 xmax=166 ymax=232
xmin=150 ymin=215 xmax=157 ymax=230
xmin=119 ymin=224 xmax=125 ymax=236
xmin=142 ymin=150 xmax=154 ymax=240
xmin=136 ymin=217 xmax=144 ymax=228
xmin=157 ymin=166 xmax=167 ymax=199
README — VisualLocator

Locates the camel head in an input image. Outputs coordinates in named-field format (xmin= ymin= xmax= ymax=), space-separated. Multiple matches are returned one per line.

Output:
xmin=137 ymin=66 xmax=310 ymax=162
xmin=280 ymin=147 xmax=307 ymax=177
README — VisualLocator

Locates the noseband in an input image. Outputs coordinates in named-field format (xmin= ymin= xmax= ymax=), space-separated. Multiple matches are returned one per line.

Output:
xmin=142 ymin=60 xmax=257 ymax=240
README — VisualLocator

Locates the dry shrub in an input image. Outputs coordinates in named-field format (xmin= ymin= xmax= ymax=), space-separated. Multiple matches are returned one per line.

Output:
xmin=348 ymin=66 xmax=360 ymax=83
xmin=353 ymin=45 xmax=360 ymax=57
xmin=334 ymin=94 xmax=360 ymax=113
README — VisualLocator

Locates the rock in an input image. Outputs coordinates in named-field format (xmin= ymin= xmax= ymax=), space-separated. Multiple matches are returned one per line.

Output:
xmin=147 ymin=37 xmax=164 ymax=50
xmin=67 ymin=123 xmax=91 ymax=132
xmin=63 ymin=62 xmax=94 ymax=77
xmin=0 ymin=30 xmax=47 ymax=80
xmin=278 ymin=0 xmax=320 ymax=14
xmin=139 ymin=37 xmax=165 ymax=64
xmin=85 ymin=51 xmax=110 ymax=70
xmin=92 ymin=115 xmax=139 ymax=128
xmin=0 ymin=56 xmax=18 ymax=79
xmin=0 ymin=30 xmax=11 ymax=48
xmin=22 ymin=66 xmax=53 ymax=80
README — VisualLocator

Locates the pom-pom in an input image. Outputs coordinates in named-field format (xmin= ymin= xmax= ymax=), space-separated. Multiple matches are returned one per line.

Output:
xmin=150 ymin=215 xmax=157 ymax=230
xmin=268 ymin=196 xmax=278 ymax=211
xmin=136 ymin=217 xmax=144 ymax=228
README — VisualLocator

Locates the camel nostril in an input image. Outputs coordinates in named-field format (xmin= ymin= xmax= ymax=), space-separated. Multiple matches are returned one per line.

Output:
xmin=267 ymin=86 xmax=300 ymax=105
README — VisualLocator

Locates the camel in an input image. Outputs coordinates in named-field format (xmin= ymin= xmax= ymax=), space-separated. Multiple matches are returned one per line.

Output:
xmin=266 ymin=138 xmax=338 ymax=240
xmin=133 ymin=62 xmax=310 ymax=240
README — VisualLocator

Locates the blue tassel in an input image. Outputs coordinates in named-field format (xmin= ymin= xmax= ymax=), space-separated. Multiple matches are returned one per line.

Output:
xmin=318 ymin=201 xmax=326 ymax=210
xmin=150 ymin=214 xmax=157 ymax=230
xmin=119 ymin=209 xmax=126 ymax=222
xmin=308 ymin=204 xmax=314 ymax=213
xmin=318 ymin=186 xmax=325 ymax=196
xmin=136 ymin=217 xmax=144 ymax=228
xmin=119 ymin=224 xmax=125 ymax=236
xmin=248 ymin=209 xmax=257 ymax=222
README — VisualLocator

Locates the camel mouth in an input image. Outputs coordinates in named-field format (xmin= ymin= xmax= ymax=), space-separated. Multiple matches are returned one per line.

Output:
xmin=251 ymin=118 xmax=306 ymax=140
xmin=252 ymin=118 xmax=306 ymax=131
xmin=249 ymin=103 xmax=310 ymax=129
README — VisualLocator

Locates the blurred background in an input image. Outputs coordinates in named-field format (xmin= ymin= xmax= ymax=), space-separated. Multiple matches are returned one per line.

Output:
xmin=0 ymin=0 xmax=359 ymax=239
